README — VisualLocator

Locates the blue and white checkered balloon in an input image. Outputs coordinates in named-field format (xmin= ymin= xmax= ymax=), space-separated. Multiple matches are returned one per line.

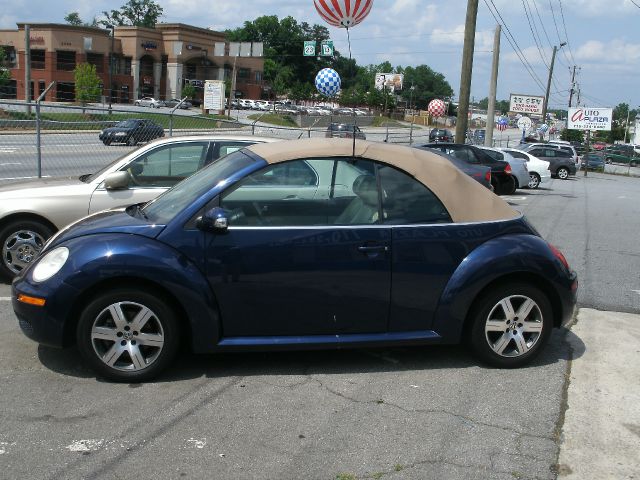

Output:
xmin=315 ymin=68 xmax=341 ymax=97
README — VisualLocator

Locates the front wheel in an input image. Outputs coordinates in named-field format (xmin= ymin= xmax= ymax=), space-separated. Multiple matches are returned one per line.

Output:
xmin=630 ymin=160 xmax=637 ymax=167
xmin=557 ymin=167 xmax=570 ymax=180
xmin=528 ymin=172 xmax=541 ymax=189
xmin=127 ymin=135 xmax=137 ymax=146
xmin=0 ymin=220 xmax=54 ymax=279
xmin=468 ymin=283 xmax=553 ymax=368
xmin=76 ymin=288 xmax=180 ymax=382
xmin=605 ymin=157 xmax=612 ymax=164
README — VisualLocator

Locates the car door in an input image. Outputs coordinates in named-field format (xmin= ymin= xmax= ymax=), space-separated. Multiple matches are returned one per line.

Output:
xmin=206 ymin=157 xmax=392 ymax=337
xmin=88 ymin=141 xmax=210 ymax=214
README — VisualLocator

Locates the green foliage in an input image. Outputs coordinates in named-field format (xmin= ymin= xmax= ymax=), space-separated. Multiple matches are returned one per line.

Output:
xmin=74 ymin=63 xmax=102 ymax=104
xmin=560 ymin=129 xmax=583 ymax=142
xmin=101 ymin=0 xmax=163 ymax=28
xmin=64 ymin=11 xmax=99 ymax=27
xmin=475 ymin=97 xmax=510 ymax=115
xmin=398 ymin=65 xmax=453 ymax=109
xmin=0 ymin=47 xmax=11 ymax=87
xmin=181 ymin=83 xmax=196 ymax=100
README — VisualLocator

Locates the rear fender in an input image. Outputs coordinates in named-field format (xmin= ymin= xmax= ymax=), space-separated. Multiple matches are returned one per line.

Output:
xmin=432 ymin=234 xmax=567 ymax=342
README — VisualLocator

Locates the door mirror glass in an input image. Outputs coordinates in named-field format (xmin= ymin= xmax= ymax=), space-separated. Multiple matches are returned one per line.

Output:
xmin=104 ymin=171 xmax=131 ymax=190
xmin=196 ymin=207 xmax=229 ymax=233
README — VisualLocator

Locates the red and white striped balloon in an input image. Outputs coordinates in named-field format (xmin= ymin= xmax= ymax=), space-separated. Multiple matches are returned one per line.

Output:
xmin=313 ymin=0 xmax=374 ymax=28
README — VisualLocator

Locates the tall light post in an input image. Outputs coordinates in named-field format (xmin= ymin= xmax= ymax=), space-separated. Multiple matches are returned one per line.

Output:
xmin=107 ymin=24 xmax=115 ymax=114
xmin=541 ymin=42 xmax=566 ymax=133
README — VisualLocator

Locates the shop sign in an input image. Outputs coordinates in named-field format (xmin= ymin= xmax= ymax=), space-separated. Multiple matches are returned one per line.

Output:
xmin=30 ymin=36 xmax=45 ymax=45
xmin=141 ymin=41 xmax=157 ymax=51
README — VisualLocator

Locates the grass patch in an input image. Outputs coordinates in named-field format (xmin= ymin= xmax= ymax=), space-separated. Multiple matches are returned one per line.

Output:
xmin=247 ymin=113 xmax=298 ymax=127
xmin=0 ymin=109 xmax=234 ymax=130
xmin=335 ymin=474 xmax=357 ymax=480
xmin=370 ymin=116 xmax=408 ymax=128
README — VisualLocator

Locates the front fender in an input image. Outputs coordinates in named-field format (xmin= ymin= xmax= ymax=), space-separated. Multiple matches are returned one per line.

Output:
xmin=432 ymin=233 xmax=573 ymax=342
xmin=49 ymin=233 xmax=218 ymax=352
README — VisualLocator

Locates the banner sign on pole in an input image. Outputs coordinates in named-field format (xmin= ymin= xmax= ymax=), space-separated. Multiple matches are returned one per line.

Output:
xmin=509 ymin=94 xmax=544 ymax=115
xmin=567 ymin=107 xmax=613 ymax=131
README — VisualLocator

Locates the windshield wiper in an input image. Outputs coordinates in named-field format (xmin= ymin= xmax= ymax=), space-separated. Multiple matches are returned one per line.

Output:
xmin=135 ymin=203 xmax=149 ymax=220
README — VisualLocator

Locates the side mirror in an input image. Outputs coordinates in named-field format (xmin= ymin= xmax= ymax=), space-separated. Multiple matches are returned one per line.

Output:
xmin=196 ymin=207 xmax=229 ymax=233
xmin=104 ymin=171 xmax=131 ymax=190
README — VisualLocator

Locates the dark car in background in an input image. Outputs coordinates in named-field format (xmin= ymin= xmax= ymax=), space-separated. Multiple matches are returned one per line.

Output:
xmin=603 ymin=144 xmax=639 ymax=166
xmin=164 ymin=98 xmax=192 ymax=109
xmin=415 ymin=146 xmax=492 ymax=190
xmin=419 ymin=142 xmax=515 ymax=194
xmin=325 ymin=123 xmax=366 ymax=140
xmin=99 ymin=119 xmax=165 ymax=146
xmin=428 ymin=128 xmax=454 ymax=143
xmin=515 ymin=145 xmax=576 ymax=179
xmin=582 ymin=153 xmax=605 ymax=171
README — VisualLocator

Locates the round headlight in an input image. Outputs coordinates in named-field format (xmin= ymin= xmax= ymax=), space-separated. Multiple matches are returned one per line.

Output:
xmin=32 ymin=247 xmax=69 ymax=283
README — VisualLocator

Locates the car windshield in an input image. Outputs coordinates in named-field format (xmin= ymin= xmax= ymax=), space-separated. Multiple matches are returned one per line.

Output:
xmin=115 ymin=120 xmax=138 ymax=128
xmin=142 ymin=150 xmax=256 ymax=224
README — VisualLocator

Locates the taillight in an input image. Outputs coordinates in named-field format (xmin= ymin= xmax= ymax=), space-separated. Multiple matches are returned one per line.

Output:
xmin=549 ymin=243 xmax=570 ymax=270
xmin=504 ymin=164 xmax=512 ymax=174
xmin=485 ymin=171 xmax=491 ymax=183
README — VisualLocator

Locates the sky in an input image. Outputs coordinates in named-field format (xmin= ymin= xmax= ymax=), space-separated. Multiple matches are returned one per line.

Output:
xmin=1 ymin=0 xmax=638 ymax=110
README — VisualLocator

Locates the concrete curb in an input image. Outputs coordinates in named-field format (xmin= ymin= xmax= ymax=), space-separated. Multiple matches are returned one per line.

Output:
xmin=557 ymin=308 xmax=640 ymax=479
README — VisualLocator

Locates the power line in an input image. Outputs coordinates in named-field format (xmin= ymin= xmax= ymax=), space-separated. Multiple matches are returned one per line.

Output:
xmin=483 ymin=0 xmax=547 ymax=92
xmin=631 ymin=0 xmax=640 ymax=8
xmin=548 ymin=0 xmax=571 ymax=66
xmin=557 ymin=1 xmax=577 ymax=65
xmin=530 ymin=0 xmax=567 ymax=68
xmin=522 ymin=0 xmax=550 ymax=68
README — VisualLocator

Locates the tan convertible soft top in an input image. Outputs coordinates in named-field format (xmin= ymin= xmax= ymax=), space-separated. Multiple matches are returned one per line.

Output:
xmin=247 ymin=138 xmax=519 ymax=223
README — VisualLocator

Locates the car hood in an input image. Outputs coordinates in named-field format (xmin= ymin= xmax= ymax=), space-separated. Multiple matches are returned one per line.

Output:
xmin=0 ymin=176 xmax=87 ymax=198
xmin=47 ymin=208 xmax=165 ymax=250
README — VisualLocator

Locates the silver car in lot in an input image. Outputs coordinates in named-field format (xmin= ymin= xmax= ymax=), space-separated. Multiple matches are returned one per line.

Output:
xmin=478 ymin=146 xmax=530 ymax=190
xmin=0 ymin=135 xmax=281 ymax=279
xmin=500 ymin=148 xmax=551 ymax=189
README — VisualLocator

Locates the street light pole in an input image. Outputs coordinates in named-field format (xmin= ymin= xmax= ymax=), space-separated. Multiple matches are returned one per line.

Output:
xmin=107 ymin=25 xmax=114 ymax=114
xmin=542 ymin=42 xmax=566 ymax=135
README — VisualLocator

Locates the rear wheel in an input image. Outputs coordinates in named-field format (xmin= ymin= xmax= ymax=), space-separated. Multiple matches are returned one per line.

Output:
xmin=557 ymin=167 xmax=569 ymax=180
xmin=630 ymin=160 xmax=637 ymax=167
xmin=499 ymin=176 xmax=516 ymax=195
xmin=468 ymin=283 xmax=553 ymax=368
xmin=605 ymin=157 xmax=612 ymax=164
xmin=0 ymin=220 xmax=54 ymax=279
xmin=528 ymin=172 xmax=541 ymax=189
xmin=76 ymin=288 xmax=180 ymax=382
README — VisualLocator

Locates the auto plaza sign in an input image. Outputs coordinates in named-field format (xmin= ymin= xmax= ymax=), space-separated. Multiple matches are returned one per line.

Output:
xmin=567 ymin=107 xmax=613 ymax=130
xmin=509 ymin=94 xmax=544 ymax=115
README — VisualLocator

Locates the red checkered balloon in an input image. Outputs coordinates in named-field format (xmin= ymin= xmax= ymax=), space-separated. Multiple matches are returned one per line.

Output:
xmin=314 ymin=0 xmax=374 ymax=28
xmin=428 ymin=99 xmax=447 ymax=118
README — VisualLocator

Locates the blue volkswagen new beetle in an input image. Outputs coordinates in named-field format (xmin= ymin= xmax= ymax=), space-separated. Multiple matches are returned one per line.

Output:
xmin=12 ymin=139 xmax=577 ymax=382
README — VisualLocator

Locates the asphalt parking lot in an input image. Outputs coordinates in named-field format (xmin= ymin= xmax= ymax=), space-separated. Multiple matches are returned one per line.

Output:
xmin=0 ymin=171 xmax=638 ymax=479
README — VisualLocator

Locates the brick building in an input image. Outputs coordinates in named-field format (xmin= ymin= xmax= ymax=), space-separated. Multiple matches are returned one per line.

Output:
xmin=0 ymin=22 xmax=265 ymax=103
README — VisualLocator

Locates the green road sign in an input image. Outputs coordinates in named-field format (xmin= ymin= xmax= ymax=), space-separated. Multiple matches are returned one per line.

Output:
xmin=303 ymin=41 xmax=316 ymax=56
xmin=320 ymin=40 xmax=334 ymax=56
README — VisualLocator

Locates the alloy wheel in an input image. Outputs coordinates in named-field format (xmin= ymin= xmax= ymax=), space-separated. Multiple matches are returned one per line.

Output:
xmin=2 ymin=229 xmax=47 ymax=274
xmin=484 ymin=295 xmax=544 ymax=358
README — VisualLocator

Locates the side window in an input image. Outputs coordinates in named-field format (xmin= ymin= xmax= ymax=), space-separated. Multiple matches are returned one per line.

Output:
xmin=216 ymin=142 xmax=254 ymax=160
xmin=123 ymin=142 xmax=208 ymax=187
xmin=378 ymin=165 xmax=451 ymax=224
xmin=529 ymin=149 xmax=543 ymax=157
xmin=509 ymin=151 xmax=527 ymax=160
xmin=220 ymin=158 xmax=379 ymax=227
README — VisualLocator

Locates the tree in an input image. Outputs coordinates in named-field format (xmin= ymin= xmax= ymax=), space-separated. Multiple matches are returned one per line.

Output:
xmin=398 ymin=65 xmax=453 ymax=110
xmin=64 ymin=11 xmax=99 ymax=27
xmin=181 ymin=83 xmax=196 ymax=100
xmin=101 ymin=0 xmax=163 ymax=28
xmin=560 ymin=129 xmax=583 ymax=142
xmin=74 ymin=63 xmax=102 ymax=109
xmin=0 ymin=47 xmax=11 ymax=88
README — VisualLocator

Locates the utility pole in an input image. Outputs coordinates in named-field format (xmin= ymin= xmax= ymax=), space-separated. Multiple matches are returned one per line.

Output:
xmin=567 ymin=65 xmax=577 ymax=108
xmin=485 ymin=24 xmax=501 ymax=147
xmin=542 ymin=42 xmax=565 ymax=130
xmin=25 ymin=24 xmax=31 ymax=114
xmin=455 ymin=0 xmax=479 ymax=144
xmin=108 ymin=25 xmax=115 ymax=114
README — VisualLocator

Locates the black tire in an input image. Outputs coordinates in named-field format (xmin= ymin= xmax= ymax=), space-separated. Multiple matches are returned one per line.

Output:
xmin=76 ymin=287 xmax=180 ymax=382
xmin=468 ymin=283 xmax=553 ymax=368
xmin=498 ymin=176 xmax=516 ymax=195
xmin=103 ymin=139 xmax=111 ymax=146
xmin=631 ymin=160 xmax=637 ymax=167
xmin=605 ymin=157 xmax=612 ymax=164
xmin=127 ymin=135 xmax=137 ymax=146
xmin=0 ymin=219 xmax=54 ymax=279
xmin=557 ymin=167 xmax=570 ymax=180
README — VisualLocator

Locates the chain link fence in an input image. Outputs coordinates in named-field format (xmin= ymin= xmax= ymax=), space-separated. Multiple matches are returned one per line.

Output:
xmin=0 ymin=100 xmax=437 ymax=180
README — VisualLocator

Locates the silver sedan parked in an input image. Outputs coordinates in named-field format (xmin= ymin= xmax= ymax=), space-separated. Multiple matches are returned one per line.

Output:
xmin=0 ymin=135 xmax=281 ymax=279
xmin=478 ymin=146 xmax=530 ymax=191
